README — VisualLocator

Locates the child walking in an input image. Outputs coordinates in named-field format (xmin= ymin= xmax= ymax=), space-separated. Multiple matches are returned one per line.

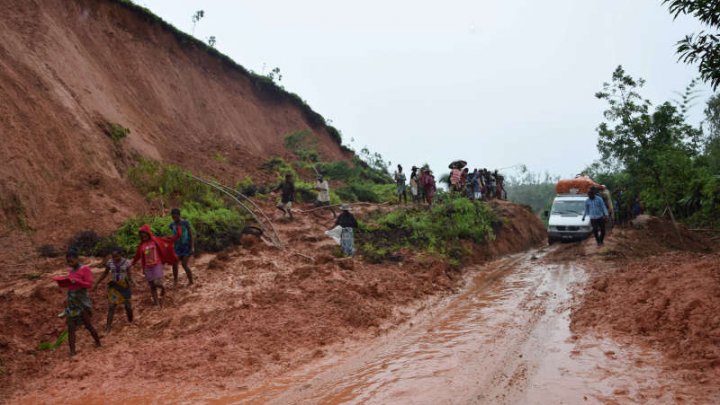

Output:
xmin=131 ymin=224 xmax=181 ymax=307
xmin=60 ymin=249 xmax=101 ymax=356
xmin=94 ymin=247 xmax=134 ymax=333
xmin=170 ymin=208 xmax=194 ymax=286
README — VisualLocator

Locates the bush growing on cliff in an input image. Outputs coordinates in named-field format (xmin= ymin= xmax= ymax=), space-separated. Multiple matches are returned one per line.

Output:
xmin=358 ymin=197 xmax=496 ymax=261
xmin=112 ymin=203 xmax=246 ymax=254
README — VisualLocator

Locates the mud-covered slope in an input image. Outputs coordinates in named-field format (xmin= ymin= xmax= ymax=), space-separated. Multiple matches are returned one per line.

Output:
xmin=0 ymin=200 xmax=547 ymax=403
xmin=0 ymin=0 xmax=347 ymax=240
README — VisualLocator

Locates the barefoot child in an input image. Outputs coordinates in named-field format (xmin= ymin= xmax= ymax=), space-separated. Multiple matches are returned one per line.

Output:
xmin=131 ymin=224 xmax=181 ymax=306
xmin=170 ymin=208 xmax=194 ymax=286
xmin=60 ymin=249 xmax=101 ymax=356
xmin=94 ymin=247 xmax=134 ymax=332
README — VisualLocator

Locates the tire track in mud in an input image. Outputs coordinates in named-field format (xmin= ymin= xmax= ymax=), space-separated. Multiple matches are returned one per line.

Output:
xmin=208 ymin=247 xmax=687 ymax=405
xmin=208 ymin=251 xmax=578 ymax=404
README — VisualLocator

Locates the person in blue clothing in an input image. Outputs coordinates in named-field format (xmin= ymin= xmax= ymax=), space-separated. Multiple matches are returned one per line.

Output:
xmin=582 ymin=188 xmax=609 ymax=246
xmin=170 ymin=208 xmax=194 ymax=286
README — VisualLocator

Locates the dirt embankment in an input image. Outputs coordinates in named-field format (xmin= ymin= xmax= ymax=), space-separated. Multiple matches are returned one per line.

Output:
xmin=561 ymin=216 xmax=720 ymax=387
xmin=0 ymin=200 xmax=545 ymax=403
xmin=0 ymin=0 xmax=348 ymax=262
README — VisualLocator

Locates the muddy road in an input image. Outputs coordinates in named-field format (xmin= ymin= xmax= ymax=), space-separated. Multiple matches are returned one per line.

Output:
xmin=188 ymin=249 xmax=698 ymax=405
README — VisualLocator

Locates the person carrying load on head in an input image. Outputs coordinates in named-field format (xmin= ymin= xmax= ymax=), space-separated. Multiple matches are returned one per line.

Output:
xmin=93 ymin=247 xmax=135 ymax=333
xmin=393 ymin=164 xmax=408 ymax=205
xmin=582 ymin=187 xmax=609 ymax=246
xmin=56 ymin=249 xmax=101 ymax=356
xmin=334 ymin=204 xmax=358 ymax=256
xmin=315 ymin=174 xmax=336 ymax=218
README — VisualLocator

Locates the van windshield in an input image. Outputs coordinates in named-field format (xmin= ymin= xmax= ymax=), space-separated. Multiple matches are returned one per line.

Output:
xmin=551 ymin=200 xmax=585 ymax=216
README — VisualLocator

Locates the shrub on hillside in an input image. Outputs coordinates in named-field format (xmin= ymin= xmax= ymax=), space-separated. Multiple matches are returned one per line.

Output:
xmin=359 ymin=197 xmax=496 ymax=261
xmin=113 ymin=203 xmax=246 ymax=254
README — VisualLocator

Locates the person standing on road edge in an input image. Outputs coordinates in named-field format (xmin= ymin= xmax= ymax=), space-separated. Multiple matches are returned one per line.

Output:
xmin=170 ymin=208 xmax=194 ymax=286
xmin=276 ymin=174 xmax=295 ymax=220
xmin=423 ymin=169 xmax=437 ymax=207
xmin=582 ymin=188 xmax=609 ymax=246
xmin=394 ymin=164 xmax=408 ymax=205
xmin=334 ymin=204 xmax=358 ymax=256
xmin=409 ymin=166 xmax=420 ymax=204
xmin=62 ymin=249 xmax=101 ymax=356
xmin=314 ymin=174 xmax=336 ymax=218
xmin=93 ymin=247 xmax=135 ymax=333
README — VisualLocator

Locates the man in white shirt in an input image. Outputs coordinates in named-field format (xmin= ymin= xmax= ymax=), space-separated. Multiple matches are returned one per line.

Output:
xmin=315 ymin=175 xmax=336 ymax=218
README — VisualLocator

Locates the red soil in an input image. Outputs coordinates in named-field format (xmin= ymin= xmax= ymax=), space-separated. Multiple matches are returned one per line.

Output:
xmin=0 ymin=0 xmax=348 ymax=275
xmin=566 ymin=217 xmax=720 ymax=386
xmin=0 ymin=200 xmax=546 ymax=403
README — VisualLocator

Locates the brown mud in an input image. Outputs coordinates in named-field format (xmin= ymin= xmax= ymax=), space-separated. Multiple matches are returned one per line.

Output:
xmin=0 ymin=200 xmax=545 ymax=404
xmin=567 ymin=216 xmax=720 ymax=402
xmin=0 ymin=0 xmax=349 ymax=277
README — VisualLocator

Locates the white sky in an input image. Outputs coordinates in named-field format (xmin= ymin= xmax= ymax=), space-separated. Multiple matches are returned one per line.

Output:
xmin=138 ymin=0 xmax=712 ymax=178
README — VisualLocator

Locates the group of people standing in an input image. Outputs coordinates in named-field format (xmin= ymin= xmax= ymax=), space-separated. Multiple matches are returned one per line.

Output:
xmin=393 ymin=165 xmax=438 ymax=206
xmin=393 ymin=163 xmax=507 ymax=206
xmin=56 ymin=208 xmax=195 ymax=355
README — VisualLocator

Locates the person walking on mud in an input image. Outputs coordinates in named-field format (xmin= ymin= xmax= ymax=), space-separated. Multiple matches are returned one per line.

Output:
xmin=314 ymin=174 xmax=336 ymax=218
xmin=393 ymin=164 xmax=408 ymax=205
xmin=276 ymin=174 xmax=295 ymax=220
xmin=131 ymin=224 xmax=181 ymax=307
xmin=582 ymin=188 xmax=609 ymax=246
xmin=334 ymin=204 xmax=358 ymax=256
xmin=170 ymin=208 xmax=194 ymax=286
xmin=59 ymin=249 xmax=101 ymax=356
xmin=94 ymin=247 xmax=134 ymax=333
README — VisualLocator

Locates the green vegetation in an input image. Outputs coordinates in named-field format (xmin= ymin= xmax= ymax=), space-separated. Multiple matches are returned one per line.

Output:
xmin=99 ymin=159 xmax=248 ymax=254
xmin=38 ymin=330 xmax=68 ymax=351
xmin=588 ymin=66 xmax=720 ymax=228
xmin=285 ymin=130 xmax=319 ymax=163
xmin=664 ymin=1 xmax=720 ymax=89
xmin=1 ymin=191 xmax=30 ymax=231
xmin=113 ymin=202 xmax=246 ymax=254
xmin=505 ymin=172 xmax=559 ymax=214
xmin=102 ymin=122 xmax=130 ymax=143
xmin=359 ymin=197 xmax=496 ymax=264
xmin=212 ymin=151 xmax=227 ymax=163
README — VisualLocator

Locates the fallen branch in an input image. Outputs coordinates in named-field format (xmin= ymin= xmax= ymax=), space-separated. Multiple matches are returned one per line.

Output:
xmin=290 ymin=251 xmax=315 ymax=262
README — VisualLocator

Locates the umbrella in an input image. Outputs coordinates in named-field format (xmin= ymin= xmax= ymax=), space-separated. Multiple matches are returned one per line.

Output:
xmin=448 ymin=160 xmax=467 ymax=169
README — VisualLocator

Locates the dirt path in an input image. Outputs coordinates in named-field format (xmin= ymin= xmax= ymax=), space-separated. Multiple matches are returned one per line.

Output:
xmin=192 ymin=249 xmax=713 ymax=404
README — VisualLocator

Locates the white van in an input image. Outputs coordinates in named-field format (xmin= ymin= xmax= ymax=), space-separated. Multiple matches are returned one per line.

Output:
xmin=546 ymin=194 xmax=592 ymax=244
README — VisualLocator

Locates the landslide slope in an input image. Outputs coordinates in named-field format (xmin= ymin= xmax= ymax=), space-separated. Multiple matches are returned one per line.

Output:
xmin=0 ymin=0 xmax=347 ymax=245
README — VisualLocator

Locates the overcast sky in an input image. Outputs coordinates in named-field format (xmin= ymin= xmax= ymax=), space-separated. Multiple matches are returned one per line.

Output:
xmin=138 ymin=0 xmax=712 ymax=179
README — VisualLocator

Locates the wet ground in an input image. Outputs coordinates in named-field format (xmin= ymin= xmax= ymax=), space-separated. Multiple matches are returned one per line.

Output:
xmin=189 ymin=250 xmax=685 ymax=405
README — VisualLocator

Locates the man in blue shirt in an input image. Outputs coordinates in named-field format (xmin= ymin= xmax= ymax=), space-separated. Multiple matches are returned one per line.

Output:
xmin=170 ymin=208 xmax=194 ymax=286
xmin=582 ymin=188 xmax=609 ymax=246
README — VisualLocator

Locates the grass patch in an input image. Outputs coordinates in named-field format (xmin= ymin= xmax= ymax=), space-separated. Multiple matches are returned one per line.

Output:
xmin=113 ymin=202 xmax=246 ymax=254
xmin=38 ymin=330 xmax=68 ymax=351
xmin=358 ymin=197 xmax=496 ymax=262
xmin=101 ymin=122 xmax=130 ymax=143
xmin=213 ymin=151 xmax=227 ymax=163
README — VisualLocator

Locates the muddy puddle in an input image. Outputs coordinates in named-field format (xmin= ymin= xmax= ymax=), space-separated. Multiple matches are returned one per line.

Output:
xmin=181 ymin=251 xmax=676 ymax=405
xmin=23 ymin=250 xmax=705 ymax=404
